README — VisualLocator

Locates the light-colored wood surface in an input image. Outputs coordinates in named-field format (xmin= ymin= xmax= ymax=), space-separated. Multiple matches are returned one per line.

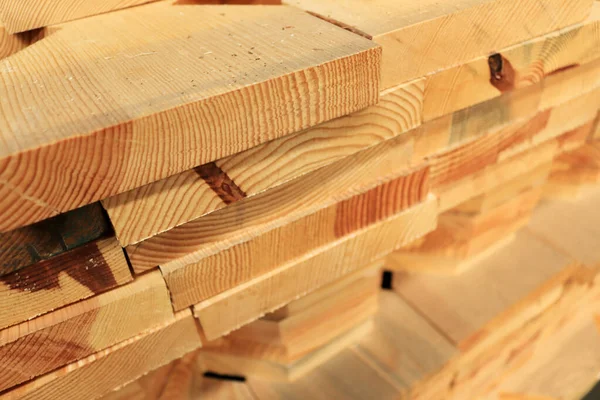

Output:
xmin=127 ymin=127 xmax=418 ymax=273
xmin=194 ymin=195 xmax=438 ymax=340
xmin=0 ymin=23 xmax=40 ymax=58
xmin=545 ymin=142 xmax=600 ymax=199
xmin=394 ymin=230 xmax=574 ymax=347
xmin=163 ymin=164 xmax=428 ymax=310
xmin=288 ymin=0 xmax=593 ymax=89
xmin=0 ymin=237 xmax=132 ymax=330
xmin=0 ymin=270 xmax=173 ymax=391
xmin=103 ymin=79 xmax=425 ymax=246
xmin=1 ymin=310 xmax=202 ymax=400
xmin=0 ymin=2 xmax=380 ymax=233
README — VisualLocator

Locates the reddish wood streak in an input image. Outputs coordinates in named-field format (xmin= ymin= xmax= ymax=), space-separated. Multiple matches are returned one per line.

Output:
xmin=547 ymin=63 xmax=580 ymax=77
xmin=333 ymin=167 xmax=430 ymax=237
xmin=0 ymin=240 xmax=117 ymax=294
xmin=194 ymin=162 xmax=247 ymax=205
xmin=488 ymin=53 xmax=515 ymax=92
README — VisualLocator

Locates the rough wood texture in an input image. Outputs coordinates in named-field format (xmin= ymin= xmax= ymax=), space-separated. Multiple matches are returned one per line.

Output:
xmin=0 ymin=203 xmax=111 ymax=277
xmin=0 ymin=2 xmax=381 ymax=233
xmin=126 ymin=126 xmax=418 ymax=273
xmin=288 ymin=0 xmax=594 ymax=89
xmin=194 ymin=195 xmax=437 ymax=340
xmin=163 ymin=165 xmax=429 ymax=310
xmin=0 ymin=270 xmax=173 ymax=392
xmin=0 ymin=237 xmax=132 ymax=330
xmin=1 ymin=310 xmax=202 ymax=400
xmin=103 ymin=79 xmax=425 ymax=246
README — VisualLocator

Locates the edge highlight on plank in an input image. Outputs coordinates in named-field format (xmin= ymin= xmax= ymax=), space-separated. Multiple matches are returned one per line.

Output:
xmin=0 ymin=2 xmax=381 ymax=232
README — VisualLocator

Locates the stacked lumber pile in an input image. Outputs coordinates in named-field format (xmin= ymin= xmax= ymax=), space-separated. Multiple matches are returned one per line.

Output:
xmin=0 ymin=0 xmax=599 ymax=399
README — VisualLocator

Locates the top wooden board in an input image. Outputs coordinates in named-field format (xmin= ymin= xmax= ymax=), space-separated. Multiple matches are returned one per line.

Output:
xmin=0 ymin=2 xmax=380 ymax=233
xmin=288 ymin=0 xmax=593 ymax=89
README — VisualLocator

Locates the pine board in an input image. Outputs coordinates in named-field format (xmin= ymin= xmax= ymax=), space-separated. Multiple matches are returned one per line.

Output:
xmin=0 ymin=270 xmax=173 ymax=392
xmin=0 ymin=237 xmax=132 ymax=330
xmin=194 ymin=195 xmax=437 ymax=340
xmin=288 ymin=0 xmax=594 ymax=89
xmin=0 ymin=2 xmax=380 ymax=233
xmin=1 ymin=311 xmax=202 ymax=400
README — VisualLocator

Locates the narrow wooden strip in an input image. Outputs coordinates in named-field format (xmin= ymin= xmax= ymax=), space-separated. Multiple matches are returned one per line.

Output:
xmin=290 ymin=0 xmax=594 ymax=89
xmin=0 ymin=270 xmax=173 ymax=392
xmin=0 ymin=3 xmax=381 ymax=232
xmin=1 ymin=310 xmax=202 ymax=400
xmin=0 ymin=237 xmax=132 ymax=330
xmin=0 ymin=203 xmax=111 ymax=277
xmin=163 ymin=165 xmax=429 ymax=310
xmin=194 ymin=195 xmax=437 ymax=340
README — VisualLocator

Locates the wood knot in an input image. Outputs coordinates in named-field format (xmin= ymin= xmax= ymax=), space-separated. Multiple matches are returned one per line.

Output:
xmin=488 ymin=53 xmax=515 ymax=92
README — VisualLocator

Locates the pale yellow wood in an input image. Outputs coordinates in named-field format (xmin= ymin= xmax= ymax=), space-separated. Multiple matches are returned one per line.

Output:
xmin=201 ymin=319 xmax=374 ymax=382
xmin=0 ymin=2 xmax=380 ymax=233
xmin=1 ymin=310 xmax=202 ymax=400
xmin=103 ymin=79 xmax=425 ymax=247
xmin=0 ymin=270 xmax=173 ymax=391
xmin=127 ymin=128 xmax=418 ymax=273
xmin=394 ymin=230 xmax=574 ymax=347
xmin=289 ymin=0 xmax=593 ymax=89
xmin=162 ymin=164 xmax=428 ymax=310
xmin=0 ymin=23 xmax=39 ymax=59
xmin=194 ymin=195 xmax=438 ymax=340
xmin=0 ymin=237 xmax=132 ymax=330
xmin=544 ymin=142 xmax=600 ymax=199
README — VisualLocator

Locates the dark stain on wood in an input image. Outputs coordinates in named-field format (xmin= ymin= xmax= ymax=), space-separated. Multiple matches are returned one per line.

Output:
xmin=334 ymin=167 xmax=430 ymax=238
xmin=0 ymin=309 xmax=98 ymax=392
xmin=547 ymin=63 xmax=580 ymax=77
xmin=195 ymin=162 xmax=247 ymax=204
xmin=0 ymin=240 xmax=117 ymax=294
xmin=488 ymin=53 xmax=515 ymax=92
xmin=0 ymin=203 xmax=111 ymax=277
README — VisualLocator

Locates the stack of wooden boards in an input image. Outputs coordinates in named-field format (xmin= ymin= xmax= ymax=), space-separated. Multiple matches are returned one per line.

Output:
xmin=0 ymin=0 xmax=600 ymax=398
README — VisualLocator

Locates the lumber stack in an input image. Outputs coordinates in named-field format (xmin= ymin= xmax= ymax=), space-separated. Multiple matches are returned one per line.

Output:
xmin=0 ymin=0 xmax=599 ymax=399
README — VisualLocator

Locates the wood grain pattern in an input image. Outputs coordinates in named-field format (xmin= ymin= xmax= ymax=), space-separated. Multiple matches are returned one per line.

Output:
xmin=421 ymin=8 xmax=600 ymax=121
xmin=103 ymin=79 xmax=425 ymax=246
xmin=545 ymin=142 xmax=600 ymax=199
xmin=0 ymin=237 xmax=132 ymax=330
xmin=0 ymin=270 xmax=173 ymax=392
xmin=0 ymin=2 xmax=381 ymax=233
xmin=163 ymin=165 xmax=429 ymax=310
xmin=1 ymin=310 xmax=202 ymax=400
xmin=126 ymin=125 xmax=418 ymax=273
xmin=0 ymin=203 xmax=111 ymax=277
xmin=288 ymin=0 xmax=594 ymax=89
xmin=194 ymin=195 xmax=437 ymax=340
xmin=0 ymin=23 xmax=40 ymax=58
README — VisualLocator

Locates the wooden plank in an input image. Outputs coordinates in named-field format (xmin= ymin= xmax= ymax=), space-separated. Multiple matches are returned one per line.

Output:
xmin=355 ymin=291 xmax=457 ymax=390
xmin=394 ymin=230 xmax=574 ymax=347
xmin=544 ymin=142 xmax=600 ymax=199
xmin=1 ymin=310 xmax=202 ymax=400
xmin=0 ymin=23 xmax=40 ymax=58
xmin=0 ymin=237 xmax=132 ymax=330
xmin=246 ymin=346 xmax=402 ymax=399
xmin=201 ymin=319 xmax=375 ymax=382
xmin=0 ymin=2 xmax=381 ymax=233
xmin=162 ymin=164 xmax=429 ymax=310
xmin=194 ymin=195 xmax=437 ymax=340
xmin=103 ymin=79 xmax=425 ymax=246
xmin=0 ymin=203 xmax=111 ymax=277
xmin=126 ymin=126 xmax=418 ymax=273
xmin=0 ymin=270 xmax=173 ymax=392
xmin=288 ymin=0 xmax=593 ymax=90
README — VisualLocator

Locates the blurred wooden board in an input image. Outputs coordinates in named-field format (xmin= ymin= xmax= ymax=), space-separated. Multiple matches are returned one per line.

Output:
xmin=0 ymin=271 xmax=173 ymax=392
xmin=194 ymin=195 xmax=437 ymax=340
xmin=0 ymin=237 xmax=131 ymax=330
xmin=1 ymin=310 xmax=202 ymax=400
xmin=0 ymin=203 xmax=111 ymax=277
xmin=288 ymin=0 xmax=594 ymax=90
xmin=163 ymin=164 xmax=428 ymax=310
xmin=545 ymin=142 xmax=600 ymax=199
xmin=0 ymin=2 xmax=380 ymax=233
